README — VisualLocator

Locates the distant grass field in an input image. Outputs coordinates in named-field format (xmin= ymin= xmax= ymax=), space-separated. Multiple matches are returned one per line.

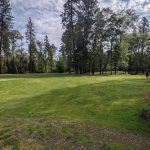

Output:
xmin=0 ymin=74 xmax=150 ymax=149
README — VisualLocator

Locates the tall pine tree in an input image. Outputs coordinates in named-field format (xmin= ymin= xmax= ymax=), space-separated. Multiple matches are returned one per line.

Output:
xmin=26 ymin=17 xmax=36 ymax=73
xmin=0 ymin=0 xmax=12 ymax=73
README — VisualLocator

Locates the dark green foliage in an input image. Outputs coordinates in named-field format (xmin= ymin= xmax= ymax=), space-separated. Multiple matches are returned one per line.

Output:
xmin=0 ymin=0 xmax=13 ymax=74
xmin=0 ymin=0 xmax=149 ymax=75
xmin=61 ymin=1 xmax=150 ymax=75
xmin=61 ymin=0 xmax=99 ymax=74
xmin=139 ymin=105 xmax=150 ymax=122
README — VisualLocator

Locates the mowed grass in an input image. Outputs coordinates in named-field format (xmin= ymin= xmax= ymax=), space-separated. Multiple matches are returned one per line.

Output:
xmin=0 ymin=74 xmax=150 ymax=149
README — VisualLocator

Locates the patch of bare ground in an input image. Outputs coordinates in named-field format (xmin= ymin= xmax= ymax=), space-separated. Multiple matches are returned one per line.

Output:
xmin=0 ymin=118 xmax=150 ymax=150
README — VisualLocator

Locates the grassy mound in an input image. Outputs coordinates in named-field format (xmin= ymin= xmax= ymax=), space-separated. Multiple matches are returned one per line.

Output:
xmin=0 ymin=74 xmax=150 ymax=149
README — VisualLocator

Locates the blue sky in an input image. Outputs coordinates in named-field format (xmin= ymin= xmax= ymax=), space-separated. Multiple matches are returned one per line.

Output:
xmin=10 ymin=0 xmax=150 ymax=49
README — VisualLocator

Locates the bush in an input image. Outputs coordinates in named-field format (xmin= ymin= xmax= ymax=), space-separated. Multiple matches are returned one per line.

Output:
xmin=139 ymin=105 xmax=150 ymax=122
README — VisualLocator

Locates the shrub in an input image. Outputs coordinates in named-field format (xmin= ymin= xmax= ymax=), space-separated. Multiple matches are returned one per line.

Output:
xmin=139 ymin=105 xmax=150 ymax=122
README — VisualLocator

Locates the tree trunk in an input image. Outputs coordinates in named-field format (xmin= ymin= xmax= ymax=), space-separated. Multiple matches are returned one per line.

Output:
xmin=13 ymin=56 xmax=18 ymax=74
xmin=110 ymin=40 xmax=113 ymax=75
xmin=99 ymin=64 xmax=102 ymax=75
xmin=115 ymin=64 xmax=117 ymax=75
xmin=0 ymin=18 xmax=4 ymax=74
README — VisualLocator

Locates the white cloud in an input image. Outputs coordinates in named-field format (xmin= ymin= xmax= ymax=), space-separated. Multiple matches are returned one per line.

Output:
xmin=10 ymin=0 xmax=65 ymax=48
xmin=10 ymin=0 xmax=150 ymax=49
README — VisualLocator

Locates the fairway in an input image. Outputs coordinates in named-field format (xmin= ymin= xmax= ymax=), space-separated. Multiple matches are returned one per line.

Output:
xmin=0 ymin=74 xmax=150 ymax=149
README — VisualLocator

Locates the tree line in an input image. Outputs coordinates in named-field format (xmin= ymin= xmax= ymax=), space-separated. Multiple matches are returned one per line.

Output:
xmin=59 ymin=0 xmax=150 ymax=75
xmin=0 ymin=0 xmax=57 ymax=74
xmin=0 ymin=0 xmax=150 ymax=75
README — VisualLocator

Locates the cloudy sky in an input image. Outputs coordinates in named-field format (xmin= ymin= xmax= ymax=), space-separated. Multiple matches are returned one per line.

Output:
xmin=10 ymin=0 xmax=150 ymax=49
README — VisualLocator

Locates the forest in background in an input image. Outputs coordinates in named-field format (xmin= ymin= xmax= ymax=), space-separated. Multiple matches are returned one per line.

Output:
xmin=0 ymin=0 xmax=150 ymax=74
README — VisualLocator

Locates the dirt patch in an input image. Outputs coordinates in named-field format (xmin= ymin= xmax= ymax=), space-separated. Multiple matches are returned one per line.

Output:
xmin=0 ymin=118 xmax=150 ymax=150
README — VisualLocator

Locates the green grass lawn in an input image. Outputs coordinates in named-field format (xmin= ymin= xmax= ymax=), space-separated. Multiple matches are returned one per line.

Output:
xmin=0 ymin=74 xmax=150 ymax=149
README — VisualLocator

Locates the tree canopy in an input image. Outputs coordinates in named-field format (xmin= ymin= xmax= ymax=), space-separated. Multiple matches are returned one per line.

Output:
xmin=0 ymin=0 xmax=150 ymax=74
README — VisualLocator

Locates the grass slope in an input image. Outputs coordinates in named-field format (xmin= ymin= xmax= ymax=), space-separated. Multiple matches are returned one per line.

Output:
xmin=0 ymin=74 xmax=150 ymax=149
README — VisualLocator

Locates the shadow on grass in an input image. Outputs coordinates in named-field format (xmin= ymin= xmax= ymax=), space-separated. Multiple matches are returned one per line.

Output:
xmin=0 ymin=78 xmax=149 ymax=135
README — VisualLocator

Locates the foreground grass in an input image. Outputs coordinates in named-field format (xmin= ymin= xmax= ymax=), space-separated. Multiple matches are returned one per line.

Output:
xmin=0 ymin=74 xmax=150 ymax=149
